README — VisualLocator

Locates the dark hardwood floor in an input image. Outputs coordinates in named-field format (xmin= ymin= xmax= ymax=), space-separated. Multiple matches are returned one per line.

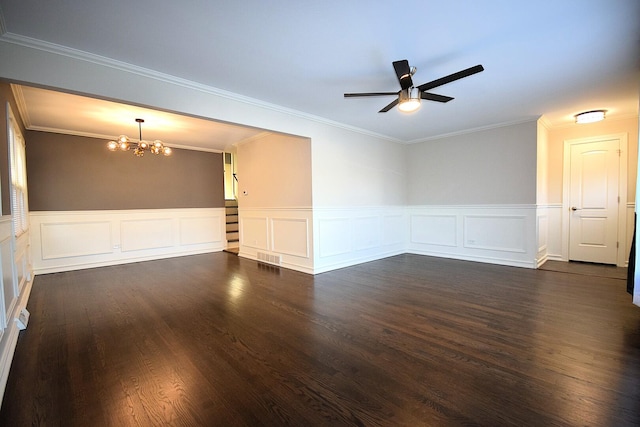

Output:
xmin=0 ymin=253 xmax=638 ymax=426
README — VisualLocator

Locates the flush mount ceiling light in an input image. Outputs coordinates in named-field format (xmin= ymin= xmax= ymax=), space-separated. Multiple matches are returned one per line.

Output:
xmin=575 ymin=110 xmax=606 ymax=124
xmin=107 ymin=118 xmax=172 ymax=157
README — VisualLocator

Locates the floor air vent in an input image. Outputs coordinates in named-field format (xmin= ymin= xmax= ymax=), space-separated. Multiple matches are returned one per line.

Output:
xmin=257 ymin=252 xmax=282 ymax=266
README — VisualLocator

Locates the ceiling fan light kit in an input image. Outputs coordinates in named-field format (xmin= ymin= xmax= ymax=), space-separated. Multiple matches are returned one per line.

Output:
xmin=107 ymin=118 xmax=172 ymax=157
xmin=397 ymin=88 xmax=422 ymax=113
xmin=575 ymin=110 xmax=606 ymax=124
xmin=344 ymin=60 xmax=484 ymax=114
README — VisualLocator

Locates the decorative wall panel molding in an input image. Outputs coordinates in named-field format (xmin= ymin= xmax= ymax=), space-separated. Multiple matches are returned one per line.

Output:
xmin=407 ymin=205 xmax=537 ymax=269
xmin=318 ymin=218 xmax=352 ymax=258
xmin=239 ymin=208 xmax=313 ymax=273
xmin=30 ymin=208 xmax=225 ymax=274
xmin=40 ymin=221 xmax=112 ymax=259
xmin=271 ymin=218 xmax=309 ymax=258
xmin=240 ymin=217 xmax=269 ymax=250
xmin=180 ymin=216 xmax=223 ymax=246
xmin=313 ymin=206 xmax=406 ymax=274
xmin=383 ymin=214 xmax=406 ymax=246
xmin=463 ymin=215 xmax=526 ymax=253
xmin=353 ymin=216 xmax=380 ymax=251
xmin=121 ymin=218 xmax=173 ymax=252
xmin=410 ymin=215 xmax=457 ymax=247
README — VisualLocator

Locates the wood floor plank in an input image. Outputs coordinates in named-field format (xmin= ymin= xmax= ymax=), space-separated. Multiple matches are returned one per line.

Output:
xmin=0 ymin=253 xmax=638 ymax=426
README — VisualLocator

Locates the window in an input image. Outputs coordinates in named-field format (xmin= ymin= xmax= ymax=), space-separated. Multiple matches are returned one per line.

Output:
xmin=8 ymin=107 xmax=28 ymax=237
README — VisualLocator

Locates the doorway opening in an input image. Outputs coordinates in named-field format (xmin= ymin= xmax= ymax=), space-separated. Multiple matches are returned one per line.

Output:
xmin=223 ymin=152 xmax=239 ymax=253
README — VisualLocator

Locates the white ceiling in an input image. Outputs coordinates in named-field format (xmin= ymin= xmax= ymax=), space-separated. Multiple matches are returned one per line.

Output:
xmin=1 ymin=0 xmax=639 ymax=150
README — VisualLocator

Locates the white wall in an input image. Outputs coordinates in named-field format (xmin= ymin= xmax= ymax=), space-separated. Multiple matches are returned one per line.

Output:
xmin=536 ymin=119 xmax=550 ymax=265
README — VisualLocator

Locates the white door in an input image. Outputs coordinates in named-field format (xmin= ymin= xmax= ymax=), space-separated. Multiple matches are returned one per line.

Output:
xmin=568 ymin=138 xmax=620 ymax=264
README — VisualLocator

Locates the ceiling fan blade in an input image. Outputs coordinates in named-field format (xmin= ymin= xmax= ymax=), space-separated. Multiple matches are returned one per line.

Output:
xmin=344 ymin=92 xmax=399 ymax=97
xmin=379 ymin=98 xmax=399 ymax=113
xmin=393 ymin=60 xmax=413 ymax=90
xmin=417 ymin=64 xmax=484 ymax=92
xmin=421 ymin=92 xmax=454 ymax=103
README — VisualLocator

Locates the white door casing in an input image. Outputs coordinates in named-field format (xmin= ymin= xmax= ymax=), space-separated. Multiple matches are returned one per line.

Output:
xmin=562 ymin=133 xmax=628 ymax=266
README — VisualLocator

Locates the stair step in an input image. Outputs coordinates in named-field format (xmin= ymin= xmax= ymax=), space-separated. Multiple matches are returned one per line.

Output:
xmin=227 ymin=231 xmax=239 ymax=241
xmin=225 ymin=199 xmax=238 ymax=207
xmin=226 ymin=214 xmax=238 ymax=222
xmin=226 ymin=223 xmax=239 ymax=232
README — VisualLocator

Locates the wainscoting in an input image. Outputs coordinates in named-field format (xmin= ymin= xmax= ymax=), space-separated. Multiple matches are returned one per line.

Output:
xmin=30 ymin=203 xmax=635 ymax=276
xmin=312 ymin=206 xmax=406 ymax=274
xmin=238 ymin=208 xmax=314 ymax=273
xmin=29 ymin=208 xmax=226 ymax=274
xmin=239 ymin=205 xmax=545 ymax=274
xmin=238 ymin=207 xmax=407 ymax=275
xmin=407 ymin=205 xmax=538 ymax=269
xmin=0 ymin=216 xmax=33 ymax=404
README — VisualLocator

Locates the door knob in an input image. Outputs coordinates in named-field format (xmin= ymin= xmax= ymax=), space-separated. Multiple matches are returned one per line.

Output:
xmin=571 ymin=207 xmax=581 ymax=211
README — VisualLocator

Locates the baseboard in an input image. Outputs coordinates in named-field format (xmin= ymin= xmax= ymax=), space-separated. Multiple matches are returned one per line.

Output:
xmin=33 ymin=248 xmax=223 ymax=275
xmin=407 ymin=249 xmax=537 ymax=269
xmin=311 ymin=249 xmax=406 ymax=275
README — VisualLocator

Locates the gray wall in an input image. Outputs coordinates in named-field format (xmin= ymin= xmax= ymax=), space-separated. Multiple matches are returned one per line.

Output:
xmin=406 ymin=121 xmax=538 ymax=205
xmin=26 ymin=131 xmax=224 ymax=211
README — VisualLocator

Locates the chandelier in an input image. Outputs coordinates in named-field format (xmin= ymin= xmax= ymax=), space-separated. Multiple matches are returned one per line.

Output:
xmin=107 ymin=118 xmax=172 ymax=157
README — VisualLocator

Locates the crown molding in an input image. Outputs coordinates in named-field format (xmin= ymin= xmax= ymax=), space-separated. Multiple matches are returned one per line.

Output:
xmin=537 ymin=115 xmax=552 ymax=130
xmin=10 ymin=84 xmax=32 ymax=128
xmin=24 ymin=126 xmax=226 ymax=153
xmin=24 ymin=125 xmax=124 ymax=142
xmin=0 ymin=32 xmax=402 ymax=145
xmin=406 ymin=117 xmax=539 ymax=144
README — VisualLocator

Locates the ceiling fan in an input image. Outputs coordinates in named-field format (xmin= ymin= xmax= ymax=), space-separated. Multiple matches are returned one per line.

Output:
xmin=344 ymin=60 xmax=484 ymax=113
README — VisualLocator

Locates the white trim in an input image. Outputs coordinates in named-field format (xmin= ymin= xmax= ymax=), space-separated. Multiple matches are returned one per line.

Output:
xmin=406 ymin=118 xmax=540 ymax=144
xmin=562 ymin=133 xmax=628 ymax=267
xmin=0 ymin=32 xmax=402 ymax=145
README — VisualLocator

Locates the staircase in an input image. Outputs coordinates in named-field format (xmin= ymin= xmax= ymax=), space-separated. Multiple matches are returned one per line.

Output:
xmin=225 ymin=199 xmax=239 ymax=252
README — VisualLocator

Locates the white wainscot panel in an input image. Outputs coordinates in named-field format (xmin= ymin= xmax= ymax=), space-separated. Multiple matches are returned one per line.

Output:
xmin=41 ymin=221 xmax=112 ymax=259
xmin=121 ymin=218 xmax=173 ymax=252
xmin=410 ymin=215 xmax=457 ymax=247
xmin=383 ymin=214 xmax=405 ymax=246
xmin=1 ymin=236 xmax=15 ymax=326
xmin=271 ymin=218 xmax=309 ymax=258
xmin=318 ymin=218 xmax=351 ymax=258
xmin=537 ymin=214 xmax=548 ymax=253
xmin=180 ymin=216 xmax=222 ymax=246
xmin=464 ymin=215 xmax=526 ymax=253
xmin=353 ymin=216 xmax=379 ymax=251
xmin=241 ymin=217 xmax=269 ymax=250
xmin=546 ymin=205 xmax=563 ymax=259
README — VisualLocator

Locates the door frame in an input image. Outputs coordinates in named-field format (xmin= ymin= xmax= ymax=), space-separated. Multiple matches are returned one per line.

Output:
xmin=561 ymin=133 xmax=628 ymax=266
